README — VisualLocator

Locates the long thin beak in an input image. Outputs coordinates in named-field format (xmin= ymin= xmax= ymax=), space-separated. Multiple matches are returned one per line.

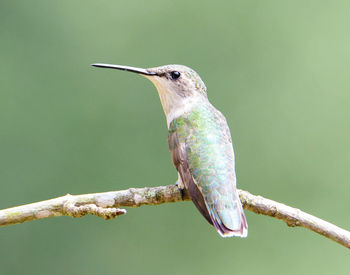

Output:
xmin=91 ymin=63 xmax=157 ymax=76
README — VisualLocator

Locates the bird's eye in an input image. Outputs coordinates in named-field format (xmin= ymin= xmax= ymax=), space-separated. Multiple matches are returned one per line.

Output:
xmin=170 ymin=71 xmax=181 ymax=80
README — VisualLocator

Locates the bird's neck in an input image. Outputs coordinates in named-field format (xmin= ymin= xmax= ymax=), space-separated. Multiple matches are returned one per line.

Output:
xmin=147 ymin=76 xmax=208 ymax=128
xmin=157 ymin=89 xmax=204 ymax=128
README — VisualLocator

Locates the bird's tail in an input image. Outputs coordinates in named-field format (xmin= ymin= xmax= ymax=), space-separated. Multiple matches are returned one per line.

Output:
xmin=207 ymin=190 xmax=248 ymax=238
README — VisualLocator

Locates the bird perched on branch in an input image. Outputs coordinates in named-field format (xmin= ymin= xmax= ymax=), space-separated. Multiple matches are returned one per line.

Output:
xmin=92 ymin=63 xmax=247 ymax=238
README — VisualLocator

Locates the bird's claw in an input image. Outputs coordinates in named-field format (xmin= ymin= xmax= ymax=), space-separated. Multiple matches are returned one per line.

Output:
xmin=175 ymin=180 xmax=185 ymax=200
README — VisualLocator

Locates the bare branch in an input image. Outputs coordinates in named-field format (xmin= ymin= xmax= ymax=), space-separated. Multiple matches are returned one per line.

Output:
xmin=0 ymin=185 xmax=349 ymax=249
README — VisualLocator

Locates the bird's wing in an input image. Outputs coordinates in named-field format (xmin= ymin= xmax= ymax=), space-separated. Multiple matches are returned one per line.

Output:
xmin=168 ymin=124 xmax=213 ymax=225
xmin=168 ymin=107 xmax=247 ymax=237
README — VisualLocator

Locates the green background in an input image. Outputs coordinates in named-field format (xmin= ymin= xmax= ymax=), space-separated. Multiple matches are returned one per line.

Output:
xmin=1 ymin=1 xmax=349 ymax=274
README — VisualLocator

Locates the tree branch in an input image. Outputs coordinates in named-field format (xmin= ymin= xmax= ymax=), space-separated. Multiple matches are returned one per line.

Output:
xmin=0 ymin=185 xmax=349 ymax=249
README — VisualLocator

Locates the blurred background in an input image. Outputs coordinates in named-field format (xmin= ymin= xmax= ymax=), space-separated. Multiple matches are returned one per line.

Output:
xmin=1 ymin=0 xmax=350 ymax=274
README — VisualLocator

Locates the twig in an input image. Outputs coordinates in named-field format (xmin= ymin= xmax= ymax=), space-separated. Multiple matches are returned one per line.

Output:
xmin=0 ymin=185 xmax=349 ymax=249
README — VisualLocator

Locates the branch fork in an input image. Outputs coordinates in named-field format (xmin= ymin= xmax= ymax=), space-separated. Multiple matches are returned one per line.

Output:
xmin=62 ymin=194 xmax=126 ymax=219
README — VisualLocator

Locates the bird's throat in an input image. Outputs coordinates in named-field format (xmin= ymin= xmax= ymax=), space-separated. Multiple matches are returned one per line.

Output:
xmin=144 ymin=75 xmax=203 ymax=128
xmin=157 ymin=86 xmax=199 ymax=127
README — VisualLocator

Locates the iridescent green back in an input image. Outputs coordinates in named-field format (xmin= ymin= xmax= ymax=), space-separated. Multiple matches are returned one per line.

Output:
xmin=169 ymin=101 xmax=244 ymax=232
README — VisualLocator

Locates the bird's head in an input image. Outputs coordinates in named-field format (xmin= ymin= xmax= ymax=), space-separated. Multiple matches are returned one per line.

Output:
xmin=92 ymin=63 xmax=208 ymax=124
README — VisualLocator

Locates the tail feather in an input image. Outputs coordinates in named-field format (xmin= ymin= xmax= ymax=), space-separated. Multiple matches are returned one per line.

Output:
xmin=207 ymin=195 xmax=248 ymax=238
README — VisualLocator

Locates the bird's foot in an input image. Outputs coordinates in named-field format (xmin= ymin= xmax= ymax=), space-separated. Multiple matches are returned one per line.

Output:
xmin=176 ymin=180 xmax=185 ymax=190
xmin=175 ymin=180 xmax=185 ymax=200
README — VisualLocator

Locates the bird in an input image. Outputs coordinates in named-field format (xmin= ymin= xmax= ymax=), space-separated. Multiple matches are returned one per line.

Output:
xmin=92 ymin=63 xmax=248 ymax=238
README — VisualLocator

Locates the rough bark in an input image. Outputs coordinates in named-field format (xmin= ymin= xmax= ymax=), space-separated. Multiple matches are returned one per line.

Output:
xmin=0 ymin=185 xmax=349 ymax=249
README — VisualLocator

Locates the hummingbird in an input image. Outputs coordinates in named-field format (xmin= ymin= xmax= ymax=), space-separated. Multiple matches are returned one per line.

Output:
xmin=92 ymin=63 xmax=248 ymax=238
